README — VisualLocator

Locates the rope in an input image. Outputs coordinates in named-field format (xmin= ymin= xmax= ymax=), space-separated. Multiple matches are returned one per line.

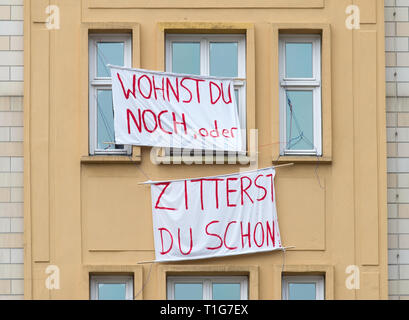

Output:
xmin=134 ymin=262 xmax=153 ymax=299
xmin=286 ymin=94 xmax=325 ymax=189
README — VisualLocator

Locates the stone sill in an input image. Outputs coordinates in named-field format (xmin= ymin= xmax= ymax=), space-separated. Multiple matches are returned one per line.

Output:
xmin=273 ymin=156 xmax=332 ymax=164
xmin=153 ymin=154 xmax=254 ymax=165
xmin=81 ymin=155 xmax=141 ymax=164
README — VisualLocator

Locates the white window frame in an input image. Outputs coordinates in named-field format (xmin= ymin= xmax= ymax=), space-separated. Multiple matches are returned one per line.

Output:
xmin=282 ymin=275 xmax=325 ymax=300
xmin=279 ymin=34 xmax=322 ymax=156
xmin=90 ymin=275 xmax=134 ymax=300
xmin=165 ymin=34 xmax=247 ymax=154
xmin=167 ymin=276 xmax=248 ymax=300
xmin=89 ymin=34 xmax=132 ymax=155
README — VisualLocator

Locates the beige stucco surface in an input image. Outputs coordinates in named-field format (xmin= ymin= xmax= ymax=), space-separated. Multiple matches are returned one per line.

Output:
xmin=24 ymin=0 xmax=387 ymax=299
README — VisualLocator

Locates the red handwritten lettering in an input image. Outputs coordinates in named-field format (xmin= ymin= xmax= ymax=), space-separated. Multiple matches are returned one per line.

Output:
xmin=205 ymin=221 xmax=223 ymax=250
xmin=178 ymin=227 xmax=193 ymax=255
xmin=226 ymin=178 xmax=238 ymax=207
xmin=159 ymin=228 xmax=173 ymax=255
xmin=154 ymin=182 xmax=176 ymax=211
xmin=117 ymin=73 xmax=136 ymax=99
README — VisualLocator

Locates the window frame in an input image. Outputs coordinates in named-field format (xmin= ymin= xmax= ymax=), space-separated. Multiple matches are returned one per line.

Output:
xmin=88 ymin=34 xmax=132 ymax=156
xmin=279 ymin=34 xmax=322 ymax=156
xmin=167 ymin=276 xmax=248 ymax=300
xmin=282 ymin=275 xmax=325 ymax=300
xmin=90 ymin=275 xmax=134 ymax=300
xmin=165 ymin=33 xmax=247 ymax=154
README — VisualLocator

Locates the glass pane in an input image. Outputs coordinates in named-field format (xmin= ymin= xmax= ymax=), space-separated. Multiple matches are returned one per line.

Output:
xmin=210 ymin=42 xmax=238 ymax=77
xmin=286 ymin=90 xmax=314 ymax=150
xmin=97 ymin=42 xmax=124 ymax=77
xmin=288 ymin=283 xmax=316 ymax=300
xmin=97 ymin=90 xmax=123 ymax=150
xmin=98 ymin=283 xmax=126 ymax=300
xmin=234 ymin=89 xmax=239 ymax=113
xmin=212 ymin=283 xmax=241 ymax=300
xmin=174 ymin=283 xmax=203 ymax=300
xmin=285 ymin=42 xmax=313 ymax=78
xmin=172 ymin=42 xmax=201 ymax=75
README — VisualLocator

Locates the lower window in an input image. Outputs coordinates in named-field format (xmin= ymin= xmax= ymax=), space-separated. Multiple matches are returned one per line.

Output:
xmin=90 ymin=275 xmax=134 ymax=300
xmin=167 ymin=276 xmax=248 ymax=300
xmin=282 ymin=275 xmax=324 ymax=300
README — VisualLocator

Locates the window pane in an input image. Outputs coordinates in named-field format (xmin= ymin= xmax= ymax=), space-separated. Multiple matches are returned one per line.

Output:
xmin=288 ymin=283 xmax=316 ymax=300
xmin=97 ymin=90 xmax=123 ymax=150
xmin=285 ymin=42 xmax=313 ymax=78
xmin=97 ymin=42 xmax=124 ymax=77
xmin=212 ymin=283 xmax=241 ymax=300
xmin=234 ymin=89 xmax=239 ymax=113
xmin=210 ymin=42 xmax=238 ymax=77
xmin=286 ymin=90 xmax=314 ymax=150
xmin=172 ymin=42 xmax=201 ymax=75
xmin=174 ymin=283 xmax=203 ymax=300
xmin=98 ymin=283 xmax=126 ymax=300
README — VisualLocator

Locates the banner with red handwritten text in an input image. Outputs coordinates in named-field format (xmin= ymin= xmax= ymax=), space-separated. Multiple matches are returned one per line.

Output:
xmin=150 ymin=167 xmax=282 ymax=262
xmin=110 ymin=65 xmax=243 ymax=152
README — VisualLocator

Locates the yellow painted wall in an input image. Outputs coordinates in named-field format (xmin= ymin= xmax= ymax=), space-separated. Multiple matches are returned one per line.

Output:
xmin=24 ymin=0 xmax=387 ymax=299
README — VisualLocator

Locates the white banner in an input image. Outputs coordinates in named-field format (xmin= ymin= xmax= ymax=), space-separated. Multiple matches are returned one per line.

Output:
xmin=110 ymin=65 xmax=244 ymax=152
xmin=150 ymin=167 xmax=283 ymax=262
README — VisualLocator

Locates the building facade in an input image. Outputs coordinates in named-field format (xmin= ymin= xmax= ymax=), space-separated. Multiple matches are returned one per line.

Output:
xmin=0 ymin=0 xmax=24 ymax=300
xmin=23 ymin=0 xmax=387 ymax=299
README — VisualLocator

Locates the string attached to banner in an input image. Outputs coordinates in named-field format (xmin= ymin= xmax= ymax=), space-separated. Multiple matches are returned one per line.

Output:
xmin=137 ymin=163 xmax=294 ymax=186
xmin=136 ymin=246 xmax=296 ymax=265
xmin=281 ymin=247 xmax=287 ymax=272
xmin=134 ymin=262 xmax=153 ymax=299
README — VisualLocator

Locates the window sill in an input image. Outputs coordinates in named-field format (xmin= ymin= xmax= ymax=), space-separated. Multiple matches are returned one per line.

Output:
xmin=153 ymin=154 xmax=255 ymax=165
xmin=81 ymin=155 xmax=141 ymax=164
xmin=273 ymin=155 xmax=332 ymax=164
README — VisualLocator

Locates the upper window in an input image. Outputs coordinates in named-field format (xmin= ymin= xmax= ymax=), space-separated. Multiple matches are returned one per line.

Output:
xmin=90 ymin=275 xmax=133 ymax=300
xmin=167 ymin=276 xmax=248 ymax=300
xmin=279 ymin=34 xmax=322 ymax=156
xmin=166 ymin=34 xmax=247 ymax=153
xmin=89 ymin=34 xmax=132 ymax=155
xmin=282 ymin=275 xmax=324 ymax=300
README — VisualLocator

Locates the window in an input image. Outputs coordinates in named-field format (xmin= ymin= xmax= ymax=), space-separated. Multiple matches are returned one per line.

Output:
xmin=89 ymin=34 xmax=132 ymax=155
xmin=279 ymin=34 xmax=322 ymax=156
xmin=90 ymin=275 xmax=133 ymax=300
xmin=282 ymin=275 xmax=324 ymax=300
xmin=165 ymin=34 xmax=247 ymax=153
xmin=167 ymin=276 xmax=248 ymax=300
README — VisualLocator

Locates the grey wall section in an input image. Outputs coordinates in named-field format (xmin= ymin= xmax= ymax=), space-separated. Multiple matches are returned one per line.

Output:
xmin=0 ymin=0 xmax=24 ymax=299
xmin=386 ymin=0 xmax=409 ymax=300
